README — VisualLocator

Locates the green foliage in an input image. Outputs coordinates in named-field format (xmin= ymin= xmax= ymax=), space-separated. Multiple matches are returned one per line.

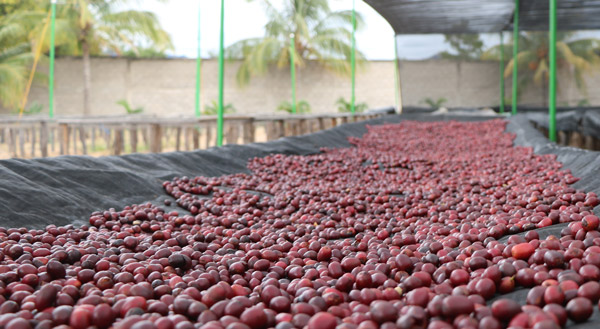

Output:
xmin=116 ymin=99 xmax=143 ymax=114
xmin=12 ymin=101 xmax=43 ymax=115
xmin=577 ymin=99 xmax=590 ymax=107
xmin=227 ymin=0 xmax=367 ymax=86
xmin=421 ymin=97 xmax=447 ymax=108
xmin=0 ymin=0 xmax=172 ymax=111
xmin=335 ymin=97 xmax=367 ymax=113
xmin=47 ymin=0 xmax=173 ymax=58
xmin=483 ymin=32 xmax=600 ymax=105
xmin=440 ymin=34 xmax=484 ymax=60
xmin=203 ymin=100 xmax=236 ymax=115
xmin=0 ymin=11 xmax=36 ymax=109
xmin=277 ymin=100 xmax=311 ymax=114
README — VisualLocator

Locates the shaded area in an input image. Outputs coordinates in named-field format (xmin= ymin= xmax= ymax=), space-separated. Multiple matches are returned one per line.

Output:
xmin=364 ymin=0 xmax=600 ymax=34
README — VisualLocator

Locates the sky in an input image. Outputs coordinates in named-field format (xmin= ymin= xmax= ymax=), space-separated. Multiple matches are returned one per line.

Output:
xmin=133 ymin=0 xmax=497 ymax=61
xmin=135 ymin=1 xmax=600 ymax=61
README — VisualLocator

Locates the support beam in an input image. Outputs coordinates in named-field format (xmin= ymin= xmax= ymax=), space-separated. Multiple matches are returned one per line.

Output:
xmin=49 ymin=0 xmax=57 ymax=119
xmin=500 ymin=32 xmax=505 ymax=114
xmin=290 ymin=33 xmax=296 ymax=114
xmin=512 ymin=0 xmax=519 ymax=115
xmin=351 ymin=0 xmax=356 ymax=116
xmin=549 ymin=0 xmax=557 ymax=142
xmin=217 ymin=0 xmax=225 ymax=146
xmin=394 ymin=36 xmax=402 ymax=113
xmin=195 ymin=2 xmax=201 ymax=117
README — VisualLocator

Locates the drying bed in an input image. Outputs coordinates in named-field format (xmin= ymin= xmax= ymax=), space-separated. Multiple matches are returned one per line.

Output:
xmin=0 ymin=114 xmax=599 ymax=329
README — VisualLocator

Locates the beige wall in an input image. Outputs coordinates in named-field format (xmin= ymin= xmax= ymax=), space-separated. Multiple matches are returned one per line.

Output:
xmin=4 ymin=57 xmax=600 ymax=116
xmin=8 ymin=57 xmax=395 ymax=116
xmin=399 ymin=60 xmax=600 ymax=108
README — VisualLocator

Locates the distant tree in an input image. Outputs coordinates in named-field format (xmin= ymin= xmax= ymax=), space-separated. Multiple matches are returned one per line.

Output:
xmin=203 ymin=100 xmax=236 ymax=115
xmin=0 ymin=11 xmax=35 ymax=109
xmin=483 ymin=32 xmax=600 ymax=105
xmin=439 ymin=34 xmax=484 ymax=60
xmin=1 ymin=0 xmax=173 ymax=113
xmin=52 ymin=0 xmax=173 ymax=115
xmin=277 ymin=100 xmax=311 ymax=114
xmin=227 ymin=0 xmax=366 ymax=86
xmin=335 ymin=97 xmax=367 ymax=113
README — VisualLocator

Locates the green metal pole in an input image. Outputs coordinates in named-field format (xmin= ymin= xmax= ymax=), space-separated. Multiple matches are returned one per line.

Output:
xmin=512 ymin=0 xmax=519 ymax=115
xmin=394 ymin=36 xmax=400 ymax=112
xmin=217 ymin=0 xmax=225 ymax=146
xmin=195 ymin=2 xmax=201 ymax=118
xmin=351 ymin=0 xmax=356 ymax=116
xmin=549 ymin=0 xmax=557 ymax=142
xmin=290 ymin=33 xmax=296 ymax=114
xmin=499 ymin=32 xmax=505 ymax=114
xmin=49 ymin=0 xmax=56 ymax=119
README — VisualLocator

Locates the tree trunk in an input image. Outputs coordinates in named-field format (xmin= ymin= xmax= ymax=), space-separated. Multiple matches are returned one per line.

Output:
xmin=82 ymin=39 xmax=92 ymax=116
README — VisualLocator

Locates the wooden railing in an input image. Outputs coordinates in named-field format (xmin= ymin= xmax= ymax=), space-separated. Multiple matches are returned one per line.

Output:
xmin=0 ymin=113 xmax=384 ymax=159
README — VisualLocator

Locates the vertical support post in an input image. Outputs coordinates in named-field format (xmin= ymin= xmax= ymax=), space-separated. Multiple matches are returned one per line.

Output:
xmin=351 ymin=0 xmax=356 ymax=116
xmin=512 ymin=0 xmax=519 ymax=115
xmin=217 ymin=0 xmax=225 ymax=146
xmin=290 ymin=33 xmax=297 ymax=114
xmin=499 ymin=32 xmax=505 ymax=114
xmin=549 ymin=0 xmax=557 ymax=142
xmin=49 ymin=0 xmax=57 ymax=119
xmin=394 ymin=36 xmax=402 ymax=113
xmin=195 ymin=1 xmax=202 ymax=118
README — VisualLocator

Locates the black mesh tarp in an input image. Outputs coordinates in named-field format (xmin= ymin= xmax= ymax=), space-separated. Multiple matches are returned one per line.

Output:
xmin=364 ymin=0 xmax=600 ymax=34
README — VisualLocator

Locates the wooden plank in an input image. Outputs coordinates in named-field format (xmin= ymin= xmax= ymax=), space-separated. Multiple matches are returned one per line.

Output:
xmin=289 ymin=120 xmax=296 ymax=136
xmin=141 ymin=126 xmax=149 ymax=149
xmin=113 ymin=128 xmax=124 ymax=155
xmin=298 ymin=119 xmax=307 ymax=135
xmin=276 ymin=120 xmax=285 ymax=139
xmin=30 ymin=127 xmax=36 ymax=158
xmin=149 ymin=124 xmax=162 ymax=153
xmin=585 ymin=135 xmax=595 ymax=150
xmin=175 ymin=127 xmax=182 ymax=151
xmin=79 ymin=127 xmax=87 ymax=155
xmin=8 ymin=128 xmax=16 ymax=158
xmin=102 ymin=128 xmax=111 ymax=152
xmin=91 ymin=127 xmax=96 ymax=151
xmin=265 ymin=121 xmax=274 ymax=141
xmin=130 ymin=126 xmax=138 ymax=153
xmin=40 ymin=122 xmax=48 ymax=157
xmin=17 ymin=128 xmax=25 ymax=158
xmin=50 ymin=127 xmax=55 ymax=153
xmin=318 ymin=117 xmax=325 ymax=131
xmin=205 ymin=124 xmax=212 ymax=148
xmin=225 ymin=122 xmax=239 ymax=144
xmin=243 ymin=118 xmax=255 ymax=144
xmin=59 ymin=124 xmax=68 ymax=155
xmin=72 ymin=125 xmax=78 ymax=155
xmin=184 ymin=127 xmax=190 ymax=151
xmin=558 ymin=131 xmax=567 ymax=146
xmin=192 ymin=127 xmax=200 ymax=149
xmin=568 ymin=131 xmax=584 ymax=149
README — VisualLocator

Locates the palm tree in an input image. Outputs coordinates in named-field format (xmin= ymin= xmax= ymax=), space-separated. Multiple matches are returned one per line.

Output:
xmin=39 ymin=0 xmax=173 ymax=115
xmin=0 ymin=12 xmax=36 ymax=110
xmin=483 ymin=32 xmax=600 ymax=106
xmin=226 ymin=0 xmax=366 ymax=86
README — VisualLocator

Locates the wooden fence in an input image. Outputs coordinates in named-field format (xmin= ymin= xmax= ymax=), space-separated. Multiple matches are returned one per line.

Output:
xmin=0 ymin=113 xmax=384 ymax=159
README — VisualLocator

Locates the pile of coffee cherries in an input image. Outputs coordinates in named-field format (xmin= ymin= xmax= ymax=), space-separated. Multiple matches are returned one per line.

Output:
xmin=0 ymin=120 xmax=598 ymax=329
